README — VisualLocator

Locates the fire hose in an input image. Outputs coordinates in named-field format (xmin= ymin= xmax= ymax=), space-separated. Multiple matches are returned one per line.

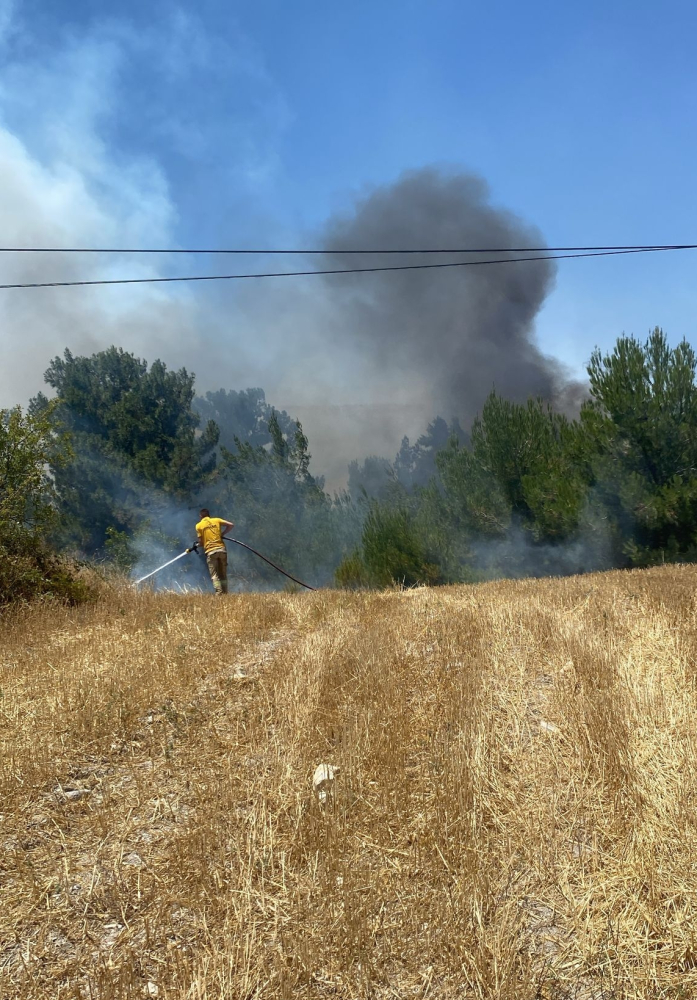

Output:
xmin=222 ymin=537 xmax=315 ymax=590
xmin=134 ymin=536 xmax=315 ymax=591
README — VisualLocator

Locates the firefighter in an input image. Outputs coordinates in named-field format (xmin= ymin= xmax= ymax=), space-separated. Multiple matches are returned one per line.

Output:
xmin=189 ymin=508 xmax=234 ymax=595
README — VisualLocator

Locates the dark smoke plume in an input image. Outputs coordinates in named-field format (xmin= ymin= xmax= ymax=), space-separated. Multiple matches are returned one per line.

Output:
xmin=314 ymin=168 xmax=579 ymax=433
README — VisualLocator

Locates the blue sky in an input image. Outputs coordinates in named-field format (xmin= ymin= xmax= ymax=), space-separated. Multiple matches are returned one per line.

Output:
xmin=2 ymin=0 xmax=697 ymax=475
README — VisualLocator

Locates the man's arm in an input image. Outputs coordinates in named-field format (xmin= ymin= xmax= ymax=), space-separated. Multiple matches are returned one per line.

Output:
xmin=220 ymin=519 xmax=234 ymax=538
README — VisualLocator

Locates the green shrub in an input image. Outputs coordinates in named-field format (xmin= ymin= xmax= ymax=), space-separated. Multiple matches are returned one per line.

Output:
xmin=336 ymin=503 xmax=441 ymax=589
xmin=334 ymin=550 xmax=371 ymax=589
xmin=0 ymin=538 xmax=93 ymax=606
xmin=0 ymin=405 xmax=94 ymax=605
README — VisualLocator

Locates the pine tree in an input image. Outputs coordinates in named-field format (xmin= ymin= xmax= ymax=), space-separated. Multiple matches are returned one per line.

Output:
xmin=32 ymin=347 xmax=219 ymax=554
xmin=437 ymin=392 xmax=587 ymax=542
xmin=580 ymin=327 xmax=697 ymax=564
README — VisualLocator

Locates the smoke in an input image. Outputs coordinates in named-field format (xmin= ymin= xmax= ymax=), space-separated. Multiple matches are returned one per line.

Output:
xmin=320 ymin=169 xmax=577 ymax=419
xmin=469 ymin=521 xmax=613 ymax=582
xmin=228 ymin=168 xmax=584 ymax=487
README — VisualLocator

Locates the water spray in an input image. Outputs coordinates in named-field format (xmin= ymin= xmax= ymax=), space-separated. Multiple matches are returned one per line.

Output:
xmin=133 ymin=550 xmax=190 ymax=586
xmin=133 ymin=537 xmax=315 ymax=591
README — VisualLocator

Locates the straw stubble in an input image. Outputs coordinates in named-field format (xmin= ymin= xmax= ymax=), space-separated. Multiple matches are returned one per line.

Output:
xmin=1 ymin=566 xmax=696 ymax=997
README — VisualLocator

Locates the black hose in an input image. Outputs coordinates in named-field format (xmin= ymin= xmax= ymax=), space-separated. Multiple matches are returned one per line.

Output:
xmin=224 ymin=537 xmax=316 ymax=591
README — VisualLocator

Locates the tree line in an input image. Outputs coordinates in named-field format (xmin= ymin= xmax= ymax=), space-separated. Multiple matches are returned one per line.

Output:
xmin=2 ymin=327 xmax=697 ymax=602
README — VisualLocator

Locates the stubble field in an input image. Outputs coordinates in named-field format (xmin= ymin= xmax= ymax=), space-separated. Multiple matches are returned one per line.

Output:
xmin=2 ymin=566 xmax=697 ymax=998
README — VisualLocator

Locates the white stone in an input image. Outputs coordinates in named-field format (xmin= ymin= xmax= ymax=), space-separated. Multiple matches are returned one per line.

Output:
xmin=313 ymin=763 xmax=338 ymax=788
xmin=313 ymin=764 xmax=340 ymax=803
xmin=63 ymin=788 xmax=90 ymax=801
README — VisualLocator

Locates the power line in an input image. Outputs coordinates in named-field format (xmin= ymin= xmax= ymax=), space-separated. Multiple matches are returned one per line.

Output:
xmin=0 ymin=243 xmax=693 ymax=255
xmin=0 ymin=246 xmax=691 ymax=291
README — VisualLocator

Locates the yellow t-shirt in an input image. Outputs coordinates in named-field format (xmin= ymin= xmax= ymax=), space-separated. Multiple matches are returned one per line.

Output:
xmin=196 ymin=517 xmax=227 ymax=555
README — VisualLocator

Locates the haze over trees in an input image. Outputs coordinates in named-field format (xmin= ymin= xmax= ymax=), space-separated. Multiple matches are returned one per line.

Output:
xmin=2 ymin=327 xmax=697 ymax=601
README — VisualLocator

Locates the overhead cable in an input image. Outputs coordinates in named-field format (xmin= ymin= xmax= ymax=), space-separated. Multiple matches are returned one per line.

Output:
xmin=0 ymin=245 xmax=691 ymax=291
xmin=0 ymin=243 xmax=693 ymax=255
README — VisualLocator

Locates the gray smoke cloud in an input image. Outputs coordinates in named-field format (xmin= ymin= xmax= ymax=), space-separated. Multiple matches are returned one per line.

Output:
xmin=235 ymin=168 xmax=583 ymax=487
xmin=318 ymin=168 xmax=574 ymax=422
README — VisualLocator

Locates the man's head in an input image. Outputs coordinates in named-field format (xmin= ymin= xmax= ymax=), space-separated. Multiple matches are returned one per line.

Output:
xmin=199 ymin=508 xmax=210 ymax=519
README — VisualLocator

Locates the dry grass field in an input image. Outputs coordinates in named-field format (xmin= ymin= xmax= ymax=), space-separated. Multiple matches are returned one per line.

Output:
xmin=2 ymin=566 xmax=697 ymax=998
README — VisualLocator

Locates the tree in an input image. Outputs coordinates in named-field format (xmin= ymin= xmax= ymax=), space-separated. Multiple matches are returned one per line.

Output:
xmin=336 ymin=500 xmax=442 ymax=589
xmin=194 ymin=388 xmax=296 ymax=452
xmin=580 ymin=327 xmax=697 ymax=564
xmin=394 ymin=416 xmax=467 ymax=488
xmin=347 ymin=418 xmax=468 ymax=500
xmin=41 ymin=347 xmax=218 ymax=493
xmin=0 ymin=405 xmax=88 ymax=604
xmin=347 ymin=455 xmax=396 ymax=501
xmin=0 ymin=404 xmax=61 ymax=536
xmin=32 ymin=347 xmax=219 ymax=555
xmin=437 ymin=392 xmax=587 ymax=542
